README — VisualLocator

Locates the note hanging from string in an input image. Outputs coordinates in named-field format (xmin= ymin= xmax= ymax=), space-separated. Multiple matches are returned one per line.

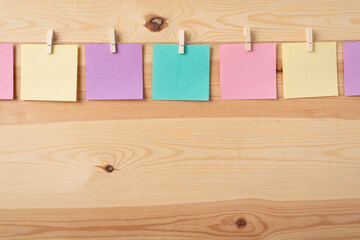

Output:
xmin=282 ymin=42 xmax=338 ymax=99
xmin=21 ymin=45 xmax=78 ymax=101
xmin=0 ymin=44 xmax=14 ymax=99
xmin=220 ymin=43 xmax=277 ymax=99
xmin=85 ymin=44 xmax=143 ymax=100
xmin=152 ymin=44 xmax=210 ymax=101
xmin=344 ymin=41 xmax=360 ymax=96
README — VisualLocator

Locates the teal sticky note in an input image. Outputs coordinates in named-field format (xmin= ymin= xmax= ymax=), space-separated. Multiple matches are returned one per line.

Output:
xmin=152 ymin=44 xmax=210 ymax=101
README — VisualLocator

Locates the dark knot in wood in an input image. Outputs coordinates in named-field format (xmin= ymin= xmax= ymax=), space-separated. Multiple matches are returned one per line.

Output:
xmin=145 ymin=15 xmax=168 ymax=32
xmin=105 ymin=165 xmax=114 ymax=173
xmin=235 ymin=218 xmax=247 ymax=228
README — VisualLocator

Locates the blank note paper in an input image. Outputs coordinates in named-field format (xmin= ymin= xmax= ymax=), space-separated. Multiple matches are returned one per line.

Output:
xmin=282 ymin=42 xmax=338 ymax=99
xmin=85 ymin=44 xmax=143 ymax=100
xmin=152 ymin=44 xmax=210 ymax=101
xmin=0 ymin=44 xmax=13 ymax=99
xmin=220 ymin=44 xmax=276 ymax=99
xmin=344 ymin=41 xmax=360 ymax=96
xmin=21 ymin=45 xmax=78 ymax=101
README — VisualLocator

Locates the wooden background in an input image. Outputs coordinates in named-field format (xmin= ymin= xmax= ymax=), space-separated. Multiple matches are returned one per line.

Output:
xmin=1 ymin=0 xmax=360 ymax=239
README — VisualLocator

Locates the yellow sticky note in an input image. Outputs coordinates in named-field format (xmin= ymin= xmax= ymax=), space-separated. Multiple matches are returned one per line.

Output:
xmin=282 ymin=42 xmax=338 ymax=99
xmin=21 ymin=45 xmax=78 ymax=101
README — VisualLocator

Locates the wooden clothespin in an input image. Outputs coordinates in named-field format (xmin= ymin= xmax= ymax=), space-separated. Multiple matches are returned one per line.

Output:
xmin=244 ymin=27 xmax=251 ymax=51
xmin=47 ymin=30 xmax=54 ymax=54
xmin=179 ymin=30 xmax=185 ymax=54
xmin=306 ymin=28 xmax=313 ymax=52
xmin=109 ymin=28 xmax=117 ymax=53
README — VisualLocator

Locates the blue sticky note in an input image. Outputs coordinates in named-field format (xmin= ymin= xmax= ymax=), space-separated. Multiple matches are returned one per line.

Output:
xmin=152 ymin=44 xmax=210 ymax=101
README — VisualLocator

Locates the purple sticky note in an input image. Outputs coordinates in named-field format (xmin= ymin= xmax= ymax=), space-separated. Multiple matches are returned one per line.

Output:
xmin=344 ymin=41 xmax=360 ymax=96
xmin=0 ymin=44 xmax=14 ymax=99
xmin=85 ymin=44 xmax=143 ymax=100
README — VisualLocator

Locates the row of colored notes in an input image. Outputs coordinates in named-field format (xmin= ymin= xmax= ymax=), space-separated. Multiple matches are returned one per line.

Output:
xmin=0 ymin=42 xmax=360 ymax=101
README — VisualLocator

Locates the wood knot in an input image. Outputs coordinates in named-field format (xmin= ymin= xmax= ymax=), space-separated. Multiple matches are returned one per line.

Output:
xmin=145 ymin=15 xmax=168 ymax=32
xmin=235 ymin=218 xmax=247 ymax=228
xmin=105 ymin=165 xmax=114 ymax=173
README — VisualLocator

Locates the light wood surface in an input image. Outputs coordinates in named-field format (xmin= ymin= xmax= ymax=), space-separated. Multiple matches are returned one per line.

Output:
xmin=2 ymin=199 xmax=360 ymax=240
xmin=1 ymin=0 xmax=360 ymax=239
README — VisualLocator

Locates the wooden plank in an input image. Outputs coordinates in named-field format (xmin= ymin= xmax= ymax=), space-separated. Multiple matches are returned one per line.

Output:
xmin=1 ymin=0 xmax=360 ymax=239
xmin=1 ymin=118 xmax=360 ymax=209
xmin=0 ymin=0 xmax=360 ymax=43
xmin=1 ymin=199 xmax=360 ymax=239
xmin=1 ymin=42 xmax=358 ymax=125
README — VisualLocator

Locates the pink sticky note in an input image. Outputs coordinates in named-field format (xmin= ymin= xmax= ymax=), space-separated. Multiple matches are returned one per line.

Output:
xmin=220 ymin=43 xmax=277 ymax=99
xmin=0 ymin=44 xmax=14 ymax=99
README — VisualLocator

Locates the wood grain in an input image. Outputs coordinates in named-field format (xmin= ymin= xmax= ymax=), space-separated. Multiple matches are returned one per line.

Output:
xmin=1 ymin=118 xmax=360 ymax=209
xmin=1 ymin=0 xmax=360 ymax=239
xmin=1 ymin=199 xmax=360 ymax=240
xmin=1 ymin=0 xmax=360 ymax=43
